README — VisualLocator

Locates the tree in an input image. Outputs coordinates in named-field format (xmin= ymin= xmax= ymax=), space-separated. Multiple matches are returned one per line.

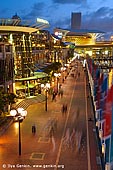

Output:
xmin=0 ymin=92 xmax=17 ymax=115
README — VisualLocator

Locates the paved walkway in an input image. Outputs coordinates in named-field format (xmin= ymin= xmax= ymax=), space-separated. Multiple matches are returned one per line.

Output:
xmin=12 ymin=94 xmax=46 ymax=110
xmin=0 ymin=61 xmax=102 ymax=170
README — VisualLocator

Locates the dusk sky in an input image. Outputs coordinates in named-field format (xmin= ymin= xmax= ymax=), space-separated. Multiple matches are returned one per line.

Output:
xmin=0 ymin=0 xmax=113 ymax=38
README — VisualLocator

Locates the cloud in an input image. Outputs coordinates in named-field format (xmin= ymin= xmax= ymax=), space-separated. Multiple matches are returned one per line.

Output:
xmin=21 ymin=1 xmax=113 ymax=38
xmin=52 ymin=0 xmax=86 ymax=4
xmin=50 ymin=17 xmax=70 ymax=31
xmin=82 ymin=7 xmax=113 ymax=33
xmin=22 ymin=2 xmax=46 ymax=20
xmin=90 ymin=7 xmax=113 ymax=18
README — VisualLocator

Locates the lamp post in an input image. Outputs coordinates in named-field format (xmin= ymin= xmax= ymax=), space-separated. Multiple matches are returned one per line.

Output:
xmin=44 ymin=83 xmax=50 ymax=111
xmin=10 ymin=108 xmax=27 ymax=156
xmin=54 ymin=73 xmax=61 ymax=92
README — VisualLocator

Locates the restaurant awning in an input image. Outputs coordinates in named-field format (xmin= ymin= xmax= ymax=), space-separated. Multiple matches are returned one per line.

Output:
xmin=15 ymin=83 xmax=37 ymax=90
xmin=15 ymin=72 xmax=48 ymax=81
xmin=16 ymin=84 xmax=26 ymax=90
xmin=34 ymin=72 xmax=48 ymax=78
xmin=28 ymin=83 xmax=36 ymax=88
xmin=15 ymin=76 xmax=37 ymax=81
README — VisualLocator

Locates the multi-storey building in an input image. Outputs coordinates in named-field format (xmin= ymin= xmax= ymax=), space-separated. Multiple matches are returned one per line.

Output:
xmin=71 ymin=12 xmax=81 ymax=30
xmin=0 ymin=15 xmax=50 ymax=94
xmin=0 ymin=42 xmax=13 ymax=93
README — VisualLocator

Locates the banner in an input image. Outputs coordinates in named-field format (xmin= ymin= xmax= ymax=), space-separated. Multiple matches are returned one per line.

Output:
xmin=103 ymin=85 xmax=113 ymax=138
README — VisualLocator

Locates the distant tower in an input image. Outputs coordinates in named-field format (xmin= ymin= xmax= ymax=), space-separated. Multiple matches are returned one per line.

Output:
xmin=71 ymin=12 xmax=81 ymax=30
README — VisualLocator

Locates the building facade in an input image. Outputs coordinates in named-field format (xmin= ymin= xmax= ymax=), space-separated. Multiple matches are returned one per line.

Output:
xmin=0 ymin=42 xmax=13 ymax=93
xmin=71 ymin=12 xmax=81 ymax=30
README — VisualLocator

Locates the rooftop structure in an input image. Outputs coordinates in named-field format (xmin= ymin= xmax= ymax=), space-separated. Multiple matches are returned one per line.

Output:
xmin=54 ymin=27 xmax=105 ymax=45
xmin=0 ymin=16 xmax=50 ymax=33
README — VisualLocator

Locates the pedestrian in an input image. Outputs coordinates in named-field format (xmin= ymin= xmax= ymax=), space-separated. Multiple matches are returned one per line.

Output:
xmin=61 ymin=104 xmax=65 ymax=117
xmin=53 ymin=118 xmax=58 ymax=131
xmin=52 ymin=91 xmax=57 ymax=101
xmin=70 ymin=128 xmax=76 ymax=150
xmin=32 ymin=124 xmax=36 ymax=134
xmin=58 ymin=88 xmax=63 ymax=98
xmin=63 ymin=128 xmax=70 ymax=148
xmin=78 ymin=72 xmax=80 ymax=77
xmin=51 ymin=136 xmax=56 ymax=152
xmin=64 ymin=103 xmax=67 ymax=116
xmin=61 ymin=103 xmax=67 ymax=117
xmin=49 ymin=125 xmax=54 ymax=138
xmin=75 ymin=130 xmax=82 ymax=153
xmin=60 ymin=88 xmax=63 ymax=98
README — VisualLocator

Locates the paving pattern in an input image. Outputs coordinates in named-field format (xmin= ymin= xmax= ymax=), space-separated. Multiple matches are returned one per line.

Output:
xmin=15 ymin=94 xmax=46 ymax=110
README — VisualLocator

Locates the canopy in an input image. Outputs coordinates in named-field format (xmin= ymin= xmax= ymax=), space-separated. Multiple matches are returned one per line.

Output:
xmin=28 ymin=83 xmax=36 ymax=88
xmin=34 ymin=72 xmax=48 ymax=78
xmin=16 ymin=84 xmax=26 ymax=90
xmin=15 ymin=72 xmax=48 ymax=81
xmin=15 ymin=76 xmax=37 ymax=81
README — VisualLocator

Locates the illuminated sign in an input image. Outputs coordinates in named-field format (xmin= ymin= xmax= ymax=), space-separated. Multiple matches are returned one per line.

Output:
xmin=37 ymin=18 xmax=49 ymax=25
xmin=54 ymin=31 xmax=62 ymax=38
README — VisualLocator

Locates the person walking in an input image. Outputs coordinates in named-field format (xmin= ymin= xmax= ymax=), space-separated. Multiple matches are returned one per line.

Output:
xmin=61 ymin=103 xmax=67 ymax=117
xmin=32 ymin=124 xmax=36 ymax=134
xmin=64 ymin=103 xmax=67 ymax=116
xmin=61 ymin=104 xmax=65 ymax=117
xmin=60 ymin=88 xmax=64 ymax=98
xmin=52 ymin=91 xmax=57 ymax=101
xmin=51 ymin=136 xmax=56 ymax=152
xmin=49 ymin=125 xmax=54 ymax=138
xmin=58 ymin=88 xmax=64 ymax=98
xmin=70 ymin=128 xmax=76 ymax=151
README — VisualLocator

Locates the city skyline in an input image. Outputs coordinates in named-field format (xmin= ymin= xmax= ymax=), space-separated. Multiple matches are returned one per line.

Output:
xmin=0 ymin=0 xmax=113 ymax=38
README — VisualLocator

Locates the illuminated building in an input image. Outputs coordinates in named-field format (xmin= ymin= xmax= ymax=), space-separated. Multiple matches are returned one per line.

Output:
xmin=0 ymin=42 xmax=13 ymax=93
xmin=0 ymin=15 xmax=50 ymax=94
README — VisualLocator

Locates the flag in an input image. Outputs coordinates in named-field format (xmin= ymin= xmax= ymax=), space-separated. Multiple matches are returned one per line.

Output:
xmin=103 ymin=85 xmax=113 ymax=138
xmin=93 ymin=66 xmax=100 ymax=102
xmin=108 ymin=69 xmax=113 ymax=89
xmin=105 ymin=104 xmax=113 ymax=163
xmin=99 ymin=73 xmax=108 ymax=115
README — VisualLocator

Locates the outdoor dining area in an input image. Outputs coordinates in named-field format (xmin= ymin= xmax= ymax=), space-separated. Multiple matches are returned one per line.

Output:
xmin=15 ymin=72 xmax=48 ymax=98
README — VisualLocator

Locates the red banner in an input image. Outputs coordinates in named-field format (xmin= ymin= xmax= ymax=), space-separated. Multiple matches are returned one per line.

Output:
xmin=103 ymin=85 xmax=113 ymax=137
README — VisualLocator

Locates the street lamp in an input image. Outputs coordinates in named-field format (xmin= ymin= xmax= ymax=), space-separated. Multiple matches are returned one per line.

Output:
xmin=54 ymin=73 xmax=61 ymax=91
xmin=44 ymin=83 xmax=50 ymax=111
xmin=10 ymin=108 xmax=27 ymax=156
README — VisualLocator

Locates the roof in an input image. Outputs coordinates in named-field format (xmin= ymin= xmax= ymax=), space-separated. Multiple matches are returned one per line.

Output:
xmin=54 ymin=27 xmax=105 ymax=35
xmin=0 ymin=18 xmax=50 ymax=33
xmin=15 ymin=72 xmax=48 ymax=81
xmin=68 ymin=29 xmax=105 ymax=34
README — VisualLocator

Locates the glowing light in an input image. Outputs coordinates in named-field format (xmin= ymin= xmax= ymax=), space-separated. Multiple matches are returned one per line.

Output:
xmin=37 ymin=18 xmax=49 ymax=24
xmin=14 ymin=122 xmax=19 ymax=129
xmin=10 ymin=109 xmax=17 ymax=116
xmin=45 ymin=83 xmax=50 ymax=89
xmin=17 ymin=108 xmax=24 ymax=113
xmin=102 ymin=143 xmax=106 ymax=154
xmin=99 ymin=129 xmax=103 ymax=139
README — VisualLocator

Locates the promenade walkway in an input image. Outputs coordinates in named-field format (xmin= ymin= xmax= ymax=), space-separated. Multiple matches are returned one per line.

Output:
xmin=0 ymin=60 xmax=102 ymax=170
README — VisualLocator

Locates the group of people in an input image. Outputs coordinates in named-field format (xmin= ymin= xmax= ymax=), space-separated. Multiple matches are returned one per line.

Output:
xmin=63 ymin=127 xmax=82 ymax=152
xmin=52 ymin=84 xmax=64 ymax=101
